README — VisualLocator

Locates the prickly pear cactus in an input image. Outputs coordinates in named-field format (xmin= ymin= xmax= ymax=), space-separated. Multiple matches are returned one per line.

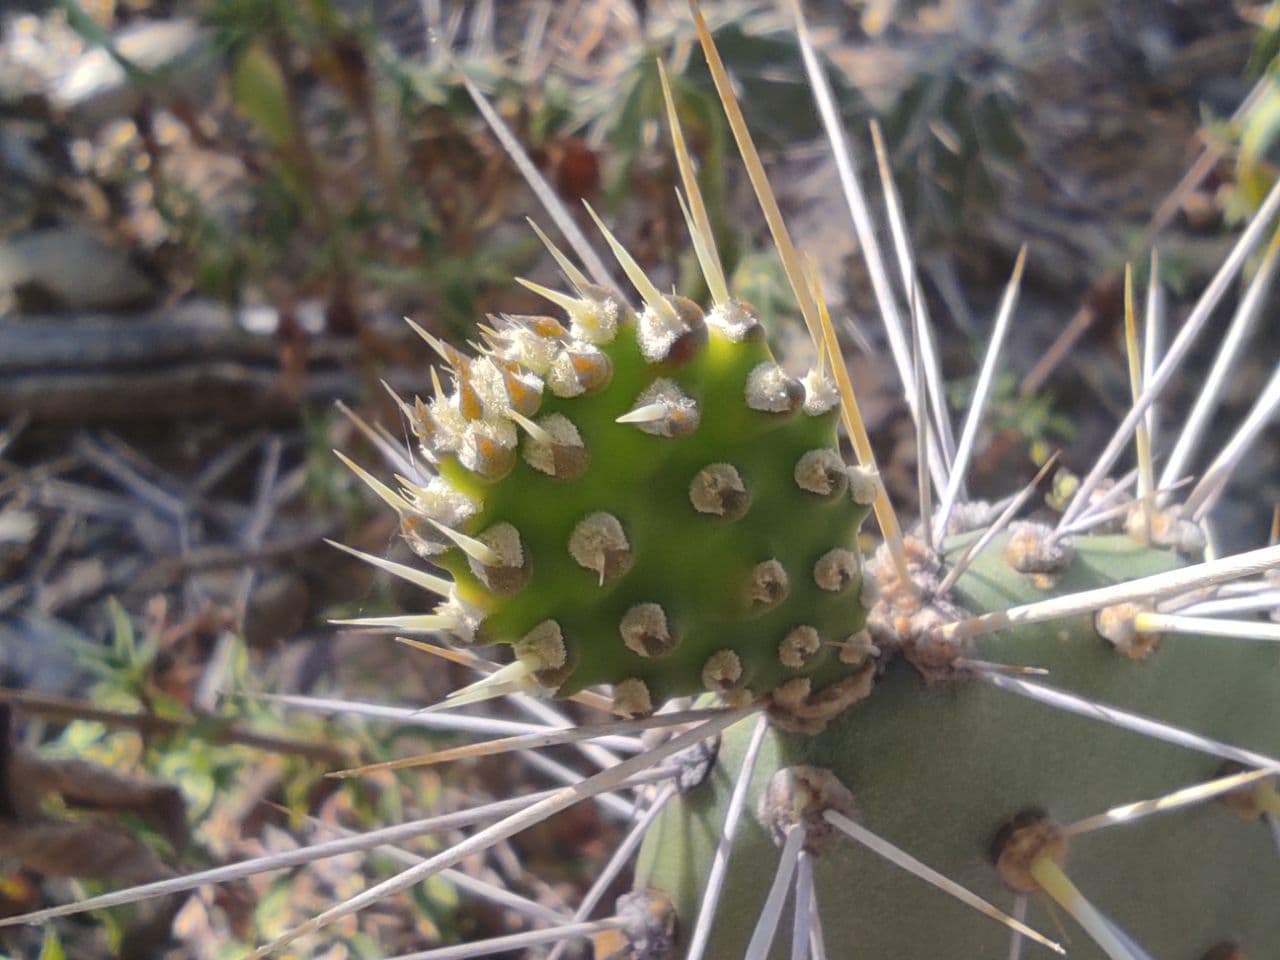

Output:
xmin=4 ymin=7 xmax=1279 ymax=960
xmin=391 ymin=280 xmax=873 ymax=724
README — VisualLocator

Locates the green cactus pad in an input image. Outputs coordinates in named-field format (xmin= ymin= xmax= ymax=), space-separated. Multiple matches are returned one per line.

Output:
xmin=637 ymin=532 xmax=1280 ymax=958
xmin=384 ymin=287 xmax=872 ymax=715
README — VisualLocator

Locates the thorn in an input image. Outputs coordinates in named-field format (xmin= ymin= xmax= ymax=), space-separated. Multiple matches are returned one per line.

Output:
xmin=1029 ymin=857 xmax=1141 ymax=960
xmin=331 ymin=613 xmax=459 ymax=633
xmin=395 ymin=635 xmax=491 ymax=668
xmin=869 ymin=119 xmax=954 ymax=487
xmin=1065 ymin=467 xmax=1136 ymax=527
xmin=675 ymin=188 xmax=725 ymax=305
xmin=1122 ymin=264 xmax=1155 ymax=538
xmin=0 ymin=786 xmax=575 ymax=928
xmin=1064 ymin=767 xmax=1277 ymax=836
xmin=807 ymin=263 xmax=913 ymax=590
xmin=1160 ymin=224 xmax=1280 ymax=489
xmin=379 ymin=379 xmax=418 ymax=423
xmin=527 ymin=218 xmax=592 ymax=292
xmin=1132 ymin=611 xmax=1280 ymax=643
xmin=979 ymin=672 xmax=1280 ymax=772
xmin=685 ymin=714 xmax=770 ymax=960
xmin=618 ymin=380 xmax=699 ymax=437
xmin=1061 ymin=172 xmax=1280 ymax=528
xmin=911 ymin=281 xmax=934 ymax=550
xmin=616 ymin=402 xmax=668 ymax=425
xmin=658 ymin=58 xmax=729 ymax=305
xmin=378 ymin=918 xmax=630 ymax=959
xmin=516 ymin=276 xmax=587 ymax=319
xmin=566 ymin=688 xmax=616 ymax=715
xmin=1184 ymin=361 xmax=1280 ymax=521
xmin=792 ymin=0 xmax=955 ymax=478
xmin=404 ymin=316 xmax=466 ymax=369
xmin=743 ymin=825 xmax=806 ymax=960
xmin=324 ymin=540 xmax=452 ymax=596
xmin=1006 ymin=894 xmax=1029 ymax=960
xmin=938 ymin=543 xmax=1280 ymax=643
xmin=333 ymin=450 xmax=413 ymax=515
xmin=291 ymin=811 xmax=573 ymax=928
xmin=690 ymin=0 xmax=824 ymax=350
xmin=462 ymin=73 xmax=613 ymax=286
xmin=824 ymin=810 xmax=1063 ymax=955
xmin=508 ymin=408 xmax=553 ymax=444
xmin=1056 ymin=476 xmax=1193 ymax=539
xmin=324 ymin=708 xmax=730 ymax=779
xmin=424 ymin=660 xmax=537 ymax=713
xmin=792 ymin=850 xmax=815 ymax=960
xmin=583 ymin=201 xmax=672 ymax=322
xmin=1169 ymin=587 xmax=1280 ymax=618
xmin=1143 ymin=248 xmax=1163 ymax=449
xmin=952 ymin=658 xmax=1049 ymax=676
xmin=245 ymin=707 xmax=751 ymax=953
xmin=933 ymin=246 xmax=1026 ymax=542
xmin=807 ymin=863 xmax=830 ymax=960
xmin=543 ymin=784 xmax=679 ymax=960
xmin=425 ymin=517 xmax=501 ymax=565
xmin=395 ymin=637 xmax=616 ymax=714
xmin=334 ymin=401 xmax=415 ymax=478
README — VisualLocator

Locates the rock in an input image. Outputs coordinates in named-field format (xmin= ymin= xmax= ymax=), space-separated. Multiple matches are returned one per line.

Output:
xmin=0 ymin=225 xmax=154 ymax=310
xmin=51 ymin=19 xmax=214 ymax=130
xmin=0 ymin=507 xmax=37 ymax=547
xmin=0 ymin=616 xmax=93 ymax=696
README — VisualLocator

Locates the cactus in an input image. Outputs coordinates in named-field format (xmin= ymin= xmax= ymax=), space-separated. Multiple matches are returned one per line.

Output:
xmin=3 ymin=5 xmax=1279 ymax=960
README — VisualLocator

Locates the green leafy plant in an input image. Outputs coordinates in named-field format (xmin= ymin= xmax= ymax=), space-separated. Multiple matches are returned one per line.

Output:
xmin=0 ymin=597 xmax=475 ymax=957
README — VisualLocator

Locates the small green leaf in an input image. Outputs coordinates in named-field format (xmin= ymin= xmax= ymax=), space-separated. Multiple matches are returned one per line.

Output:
xmin=37 ymin=927 xmax=66 ymax=960
xmin=232 ymin=43 xmax=295 ymax=148
xmin=107 ymin=596 xmax=135 ymax=663
xmin=1238 ymin=78 xmax=1280 ymax=210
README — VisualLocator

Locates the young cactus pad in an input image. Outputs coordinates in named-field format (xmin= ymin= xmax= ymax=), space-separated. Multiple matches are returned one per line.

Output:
xmin=382 ymin=283 xmax=872 ymax=722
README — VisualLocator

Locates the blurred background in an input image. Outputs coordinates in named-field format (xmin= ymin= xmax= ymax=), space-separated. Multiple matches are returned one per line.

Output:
xmin=0 ymin=1 xmax=1277 ymax=957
